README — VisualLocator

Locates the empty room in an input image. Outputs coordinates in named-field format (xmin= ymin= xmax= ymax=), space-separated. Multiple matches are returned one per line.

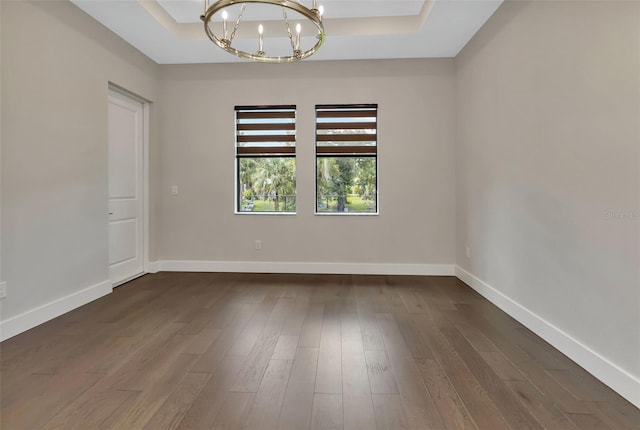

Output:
xmin=1 ymin=0 xmax=639 ymax=428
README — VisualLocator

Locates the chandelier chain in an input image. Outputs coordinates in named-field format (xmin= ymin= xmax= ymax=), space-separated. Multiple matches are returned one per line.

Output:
xmin=282 ymin=8 xmax=296 ymax=52
xmin=228 ymin=4 xmax=246 ymax=43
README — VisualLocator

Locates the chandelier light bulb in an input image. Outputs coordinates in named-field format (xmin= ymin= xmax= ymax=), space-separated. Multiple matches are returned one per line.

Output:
xmin=222 ymin=10 xmax=228 ymax=39
xmin=318 ymin=5 xmax=324 ymax=16
xmin=258 ymin=24 xmax=264 ymax=53
xmin=295 ymin=23 xmax=301 ymax=50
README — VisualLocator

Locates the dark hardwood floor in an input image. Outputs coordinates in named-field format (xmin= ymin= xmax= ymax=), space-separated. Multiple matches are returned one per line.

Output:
xmin=1 ymin=272 xmax=638 ymax=429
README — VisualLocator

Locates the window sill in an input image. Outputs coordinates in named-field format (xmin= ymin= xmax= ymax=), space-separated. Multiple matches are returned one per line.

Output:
xmin=314 ymin=212 xmax=379 ymax=216
xmin=235 ymin=211 xmax=297 ymax=216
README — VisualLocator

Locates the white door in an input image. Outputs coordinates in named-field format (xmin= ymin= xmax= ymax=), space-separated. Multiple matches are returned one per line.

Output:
xmin=108 ymin=89 xmax=144 ymax=286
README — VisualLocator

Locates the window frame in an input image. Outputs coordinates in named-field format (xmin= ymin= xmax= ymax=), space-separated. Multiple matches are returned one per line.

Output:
xmin=314 ymin=103 xmax=379 ymax=216
xmin=234 ymin=105 xmax=297 ymax=215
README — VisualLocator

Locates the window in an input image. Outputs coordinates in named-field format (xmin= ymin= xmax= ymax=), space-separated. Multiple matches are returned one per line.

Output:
xmin=236 ymin=105 xmax=296 ymax=213
xmin=315 ymin=104 xmax=378 ymax=214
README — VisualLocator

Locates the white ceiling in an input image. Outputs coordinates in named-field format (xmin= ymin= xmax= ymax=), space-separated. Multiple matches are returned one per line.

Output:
xmin=70 ymin=0 xmax=503 ymax=64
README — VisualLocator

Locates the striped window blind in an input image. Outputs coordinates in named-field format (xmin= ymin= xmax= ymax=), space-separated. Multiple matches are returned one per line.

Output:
xmin=235 ymin=105 xmax=296 ymax=156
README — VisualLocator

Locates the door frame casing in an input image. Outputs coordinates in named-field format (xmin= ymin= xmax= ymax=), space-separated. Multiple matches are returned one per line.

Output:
xmin=108 ymin=83 xmax=151 ymax=286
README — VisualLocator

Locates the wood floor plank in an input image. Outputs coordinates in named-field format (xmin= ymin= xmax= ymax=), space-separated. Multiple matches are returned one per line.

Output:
xmin=277 ymin=347 xmax=319 ymax=430
xmin=513 ymin=325 xmax=575 ymax=370
xmin=479 ymin=350 xmax=526 ymax=381
xmin=566 ymin=412 xmax=612 ymax=430
xmin=372 ymin=394 xmax=410 ymax=430
xmin=412 ymin=313 xmax=513 ymax=430
xmin=0 ymin=372 xmax=53 ymax=412
xmin=1 ymin=372 xmax=104 ymax=429
xmin=226 ymin=291 xmax=281 ymax=356
xmin=244 ymin=359 xmax=294 ymax=430
xmin=28 ymin=332 xmax=112 ymax=376
xmin=364 ymin=350 xmax=399 ymax=394
xmin=176 ymin=355 xmax=246 ymax=429
xmin=469 ymin=301 xmax=571 ymax=371
xmin=280 ymin=291 xmax=311 ymax=337
xmin=176 ymin=327 xmax=223 ymax=355
xmin=229 ymin=330 xmax=280 ymax=392
xmin=455 ymin=304 xmax=593 ymax=415
xmin=582 ymin=400 xmax=640 ymax=430
xmin=177 ymin=307 xmax=221 ymax=336
xmin=206 ymin=299 xmax=252 ymax=330
xmin=359 ymin=318 xmax=386 ymax=351
xmin=299 ymin=304 xmax=325 ymax=348
xmin=43 ymin=389 xmax=142 ymax=430
xmin=109 ymin=353 xmax=199 ymax=428
xmin=455 ymin=321 xmax=499 ymax=353
xmin=36 ymin=330 xmax=191 ymax=428
xmin=341 ymin=313 xmax=376 ymax=430
xmin=414 ymin=281 xmax=458 ymax=311
xmin=355 ymin=290 xmax=386 ymax=352
xmin=230 ymin=296 xmax=293 ymax=392
xmin=504 ymin=378 xmax=579 ymax=430
xmin=107 ymin=324 xmax=189 ymax=390
xmin=546 ymin=368 xmax=608 ymax=402
xmin=439 ymin=324 xmax=544 ymax=430
xmin=2 ymin=333 xmax=82 ymax=378
xmin=272 ymin=335 xmax=299 ymax=360
xmin=343 ymin=394 xmax=377 ymax=430
xmin=142 ymin=372 xmax=212 ymax=430
xmin=376 ymin=313 xmax=446 ymax=430
xmin=397 ymin=287 xmax=430 ymax=314
xmin=315 ymin=302 xmax=342 ymax=394
xmin=563 ymin=364 xmax=640 ymax=421
xmin=210 ymin=391 xmax=255 ymax=430
xmin=375 ymin=313 xmax=413 ymax=359
xmin=416 ymin=358 xmax=478 ymax=430
xmin=113 ymin=336 xmax=198 ymax=391
xmin=341 ymin=341 xmax=370 ymax=397
xmin=311 ymin=393 xmax=343 ymax=430
xmin=189 ymin=303 xmax=256 ymax=373
xmin=393 ymin=311 xmax=435 ymax=359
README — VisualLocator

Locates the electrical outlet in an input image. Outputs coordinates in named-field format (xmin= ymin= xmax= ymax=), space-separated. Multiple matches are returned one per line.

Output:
xmin=0 ymin=281 xmax=7 ymax=299
xmin=255 ymin=240 xmax=262 ymax=250
xmin=466 ymin=247 xmax=471 ymax=258
xmin=171 ymin=185 xmax=179 ymax=195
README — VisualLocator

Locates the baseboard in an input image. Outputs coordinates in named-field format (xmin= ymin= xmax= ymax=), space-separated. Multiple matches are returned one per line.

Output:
xmin=0 ymin=280 xmax=112 ymax=342
xmin=146 ymin=261 xmax=160 ymax=273
xmin=155 ymin=260 xmax=456 ymax=276
xmin=455 ymin=266 xmax=640 ymax=409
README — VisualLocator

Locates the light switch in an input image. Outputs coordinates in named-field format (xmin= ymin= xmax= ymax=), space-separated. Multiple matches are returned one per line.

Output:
xmin=171 ymin=185 xmax=178 ymax=195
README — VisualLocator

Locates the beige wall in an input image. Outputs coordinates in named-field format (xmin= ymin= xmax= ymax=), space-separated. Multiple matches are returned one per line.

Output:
xmin=156 ymin=60 xmax=456 ymax=265
xmin=1 ymin=0 xmax=158 ymax=321
xmin=0 ymin=0 xmax=3 ymax=287
xmin=456 ymin=0 xmax=639 ymax=390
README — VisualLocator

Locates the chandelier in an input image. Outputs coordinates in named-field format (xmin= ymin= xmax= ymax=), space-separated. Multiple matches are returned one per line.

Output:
xmin=201 ymin=0 xmax=325 ymax=63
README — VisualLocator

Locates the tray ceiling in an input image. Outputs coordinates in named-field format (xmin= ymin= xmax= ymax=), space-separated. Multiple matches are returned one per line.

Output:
xmin=70 ymin=0 xmax=503 ymax=64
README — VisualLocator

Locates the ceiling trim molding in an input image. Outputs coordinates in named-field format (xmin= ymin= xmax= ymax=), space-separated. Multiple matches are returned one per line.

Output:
xmin=138 ymin=0 xmax=437 ymax=40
